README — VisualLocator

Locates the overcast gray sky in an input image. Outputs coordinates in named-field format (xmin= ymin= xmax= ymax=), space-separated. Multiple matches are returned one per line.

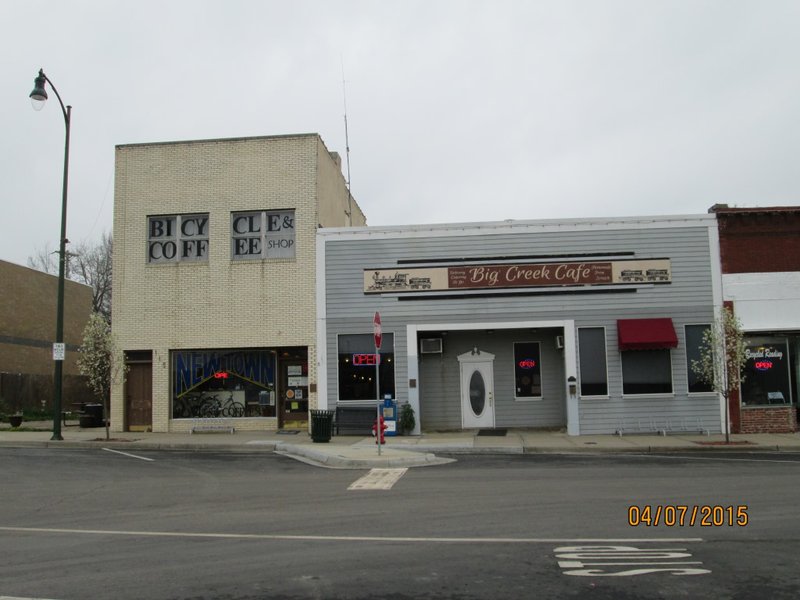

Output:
xmin=2 ymin=0 xmax=799 ymax=267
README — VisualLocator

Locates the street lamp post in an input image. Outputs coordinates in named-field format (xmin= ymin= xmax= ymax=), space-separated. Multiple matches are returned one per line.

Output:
xmin=30 ymin=68 xmax=71 ymax=441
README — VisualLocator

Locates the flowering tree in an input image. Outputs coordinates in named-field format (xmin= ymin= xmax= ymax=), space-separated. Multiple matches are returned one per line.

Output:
xmin=691 ymin=306 xmax=747 ymax=443
xmin=76 ymin=312 xmax=127 ymax=440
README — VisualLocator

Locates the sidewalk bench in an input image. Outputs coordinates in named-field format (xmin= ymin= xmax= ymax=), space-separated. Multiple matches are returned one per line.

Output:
xmin=615 ymin=418 xmax=709 ymax=437
xmin=190 ymin=418 xmax=235 ymax=434
xmin=335 ymin=406 xmax=376 ymax=436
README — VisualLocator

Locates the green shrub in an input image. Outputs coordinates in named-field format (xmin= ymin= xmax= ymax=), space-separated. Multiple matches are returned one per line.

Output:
xmin=398 ymin=403 xmax=416 ymax=434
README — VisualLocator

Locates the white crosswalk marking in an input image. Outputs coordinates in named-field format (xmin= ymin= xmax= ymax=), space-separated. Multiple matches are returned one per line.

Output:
xmin=348 ymin=468 xmax=408 ymax=490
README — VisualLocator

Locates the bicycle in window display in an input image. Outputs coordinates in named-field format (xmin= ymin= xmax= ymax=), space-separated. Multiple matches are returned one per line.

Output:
xmin=173 ymin=393 xmax=244 ymax=419
xmin=197 ymin=393 xmax=245 ymax=418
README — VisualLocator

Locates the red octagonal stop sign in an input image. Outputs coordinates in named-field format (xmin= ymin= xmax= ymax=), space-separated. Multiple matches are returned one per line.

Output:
xmin=373 ymin=311 xmax=382 ymax=350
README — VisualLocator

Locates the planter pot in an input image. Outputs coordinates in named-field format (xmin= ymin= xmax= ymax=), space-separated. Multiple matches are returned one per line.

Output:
xmin=8 ymin=415 xmax=23 ymax=428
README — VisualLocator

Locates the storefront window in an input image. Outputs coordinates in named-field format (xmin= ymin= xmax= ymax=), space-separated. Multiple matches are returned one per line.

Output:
xmin=171 ymin=349 xmax=276 ymax=418
xmin=685 ymin=324 xmax=713 ymax=393
xmin=514 ymin=342 xmax=542 ymax=398
xmin=741 ymin=337 xmax=792 ymax=405
xmin=622 ymin=350 xmax=673 ymax=395
xmin=578 ymin=328 xmax=608 ymax=396
xmin=338 ymin=334 xmax=395 ymax=401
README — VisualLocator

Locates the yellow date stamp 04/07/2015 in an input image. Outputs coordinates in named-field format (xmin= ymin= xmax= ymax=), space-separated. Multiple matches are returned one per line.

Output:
xmin=628 ymin=504 xmax=749 ymax=527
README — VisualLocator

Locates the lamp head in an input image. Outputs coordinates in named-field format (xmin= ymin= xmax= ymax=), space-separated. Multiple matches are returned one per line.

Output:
xmin=30 ymin=69 xmax=48 ymax=111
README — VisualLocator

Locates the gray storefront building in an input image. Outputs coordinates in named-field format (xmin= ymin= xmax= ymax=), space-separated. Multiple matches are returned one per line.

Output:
xmin=316 ymin=214 xmax=725 ymax=436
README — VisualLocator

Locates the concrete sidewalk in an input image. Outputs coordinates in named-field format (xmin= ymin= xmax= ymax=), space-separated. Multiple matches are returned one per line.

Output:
xmin=1 ymin=421 xmax=799 ymax=468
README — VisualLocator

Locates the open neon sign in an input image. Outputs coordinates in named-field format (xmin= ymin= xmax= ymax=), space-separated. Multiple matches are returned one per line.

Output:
xmin=518 ymin=359 xmax=537 ymax=369
xmin=353 ymin=353 xmax=380 ymax=366
xmin=213 ymin=371 xmax=230 ymax=379
xmin=754 ymin=361 xmax=773 ymax=371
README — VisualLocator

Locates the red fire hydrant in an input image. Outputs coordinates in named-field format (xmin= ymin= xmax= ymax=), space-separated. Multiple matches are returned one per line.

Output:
xmin=372 ymin=415 xmax=387 ymax=445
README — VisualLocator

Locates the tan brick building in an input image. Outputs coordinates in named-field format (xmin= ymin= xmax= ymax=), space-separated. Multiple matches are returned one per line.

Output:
xmin=0 ymin=260 xmax=93 ymax=411
xmin=111 ymin=134 xmax=365 ymax=432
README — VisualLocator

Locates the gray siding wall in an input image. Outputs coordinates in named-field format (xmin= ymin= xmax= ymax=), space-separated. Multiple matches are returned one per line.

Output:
xmin=577 ymin=322 xmax=720 ymax=434
xmin=418 ymin=330 xmax=565 ymax=430
xmin=323 ymin=222 xmax=720 ymax=434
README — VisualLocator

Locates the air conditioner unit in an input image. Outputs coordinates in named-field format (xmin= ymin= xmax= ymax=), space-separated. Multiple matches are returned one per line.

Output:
xmin=556 ymin=335 xmax=564 ymax=349
xmin=420 ymin=338 xmax=443 ymax=354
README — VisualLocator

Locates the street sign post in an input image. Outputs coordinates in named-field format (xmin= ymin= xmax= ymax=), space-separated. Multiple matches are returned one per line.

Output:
xmin=373 ymin=312 xmax=382 ymax=455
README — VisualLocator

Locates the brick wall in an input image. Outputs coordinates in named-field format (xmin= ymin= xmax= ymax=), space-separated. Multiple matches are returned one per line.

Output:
xmin=740 ymin=406 xmax=798 ymax=433
xmin=714 ymin=207 xmax=800 ymax=274
xmin=0 ymin=260 xmax=93 ymax=377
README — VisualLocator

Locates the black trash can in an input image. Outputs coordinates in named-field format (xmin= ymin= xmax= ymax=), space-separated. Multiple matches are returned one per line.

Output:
xmin=310 ymin=409 xmax=335 ymax=443
xmin=81 ymin=403 xmax=104 ymax=428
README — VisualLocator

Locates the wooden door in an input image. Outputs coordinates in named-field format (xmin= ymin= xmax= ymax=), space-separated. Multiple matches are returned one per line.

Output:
xmin=125 ymin=362 xmax=152 ymax=431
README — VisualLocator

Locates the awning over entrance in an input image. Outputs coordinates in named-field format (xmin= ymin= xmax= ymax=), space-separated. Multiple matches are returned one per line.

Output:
xmin=617 ymin=318 xmax=678 ymax=350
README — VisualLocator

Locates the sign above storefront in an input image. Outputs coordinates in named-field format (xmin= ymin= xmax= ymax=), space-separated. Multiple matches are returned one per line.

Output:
xmin=364 ymin=259 xmax=671 ymax=294
xmin=148 ymin=213 xmax=210 ymax=263
xmin=231 ymin=209 xmax=296 ymax=260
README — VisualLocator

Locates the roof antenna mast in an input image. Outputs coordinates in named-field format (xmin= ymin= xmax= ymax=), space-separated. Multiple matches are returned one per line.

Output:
xmin=341 ymin=59 xmax=353 ymax=226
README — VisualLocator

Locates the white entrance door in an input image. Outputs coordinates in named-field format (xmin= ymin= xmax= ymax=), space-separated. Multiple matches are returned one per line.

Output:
xmin=458 ymin=349 xmax=495 ymax=429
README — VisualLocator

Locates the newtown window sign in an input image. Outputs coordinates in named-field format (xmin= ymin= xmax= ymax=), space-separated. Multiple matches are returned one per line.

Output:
xmin=364 ymin=259 xmax=671 ymax=294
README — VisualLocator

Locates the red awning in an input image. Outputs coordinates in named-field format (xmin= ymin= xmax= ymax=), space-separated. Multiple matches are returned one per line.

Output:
xmin=617 ymin=318 xmax=678 ymax=351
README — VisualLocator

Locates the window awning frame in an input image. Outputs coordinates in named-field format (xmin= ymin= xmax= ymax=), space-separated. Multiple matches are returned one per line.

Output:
xmin=617 ymin=318 xmax=678 ymax=351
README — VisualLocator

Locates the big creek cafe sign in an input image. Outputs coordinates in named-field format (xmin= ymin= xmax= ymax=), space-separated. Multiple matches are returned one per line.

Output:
xmin=364 ymin=259 xmax=671 ymax=294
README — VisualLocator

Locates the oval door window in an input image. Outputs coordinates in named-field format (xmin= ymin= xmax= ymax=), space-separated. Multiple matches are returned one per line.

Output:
xmin=469 ymin=369 xmax=486 ymax=415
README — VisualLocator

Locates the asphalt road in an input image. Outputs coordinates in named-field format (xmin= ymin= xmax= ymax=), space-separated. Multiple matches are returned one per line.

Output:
xmin=1 ymin=448 xmax=798 ymax=599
